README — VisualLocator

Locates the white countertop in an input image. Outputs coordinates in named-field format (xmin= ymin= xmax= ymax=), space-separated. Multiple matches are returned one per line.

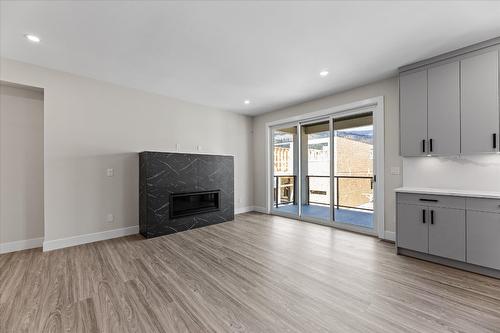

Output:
xmin=394 ymin=187 xmax=500 ymax=200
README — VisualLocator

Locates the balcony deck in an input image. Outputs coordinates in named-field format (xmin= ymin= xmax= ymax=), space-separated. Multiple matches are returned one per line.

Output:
xmin=272 ymin=204 xmax=373 ymax=229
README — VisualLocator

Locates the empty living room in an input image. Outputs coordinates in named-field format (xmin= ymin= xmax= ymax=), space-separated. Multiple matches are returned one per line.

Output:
xmin=2 ymin=1 xmax=500 ymax=332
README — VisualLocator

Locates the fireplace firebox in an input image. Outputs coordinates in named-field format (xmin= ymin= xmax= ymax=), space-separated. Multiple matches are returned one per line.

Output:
xmin=170 ymin=190 xmax=221 ymax=218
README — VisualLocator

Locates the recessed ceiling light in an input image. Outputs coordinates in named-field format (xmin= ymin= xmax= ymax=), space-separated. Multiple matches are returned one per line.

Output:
xmin=319 ymin=70 xmax=329 ymax=77
xmin=25 ymin=34 xmax=40 ymax=43
xmin=244 ymin=100 xmax=250 ymax=105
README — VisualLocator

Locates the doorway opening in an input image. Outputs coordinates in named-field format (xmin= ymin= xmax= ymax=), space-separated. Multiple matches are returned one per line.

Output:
xmin=0 ymin=82 xmax=44 ymax=253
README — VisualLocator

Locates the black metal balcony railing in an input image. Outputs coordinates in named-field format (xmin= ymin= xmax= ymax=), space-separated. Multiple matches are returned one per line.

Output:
xmin=273 ymin=175 xmax=374 ymax=211
xmin=307 ymin=175 xmax=373 ymax=211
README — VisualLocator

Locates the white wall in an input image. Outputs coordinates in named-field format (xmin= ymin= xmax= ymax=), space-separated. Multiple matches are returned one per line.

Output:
xmin=0 ymin=84 xmax=44 ymax=245
xmin=253 ymin=77 xmax=402 ymax=233
xmin=403 ymin=155 xmax=500 ymax=191
xmin=0 ymin=58 xmax=253 ymax=244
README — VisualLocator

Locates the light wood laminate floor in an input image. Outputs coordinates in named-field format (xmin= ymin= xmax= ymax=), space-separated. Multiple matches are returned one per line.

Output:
xmin=1 ymin=212 xmax=500 ymax=332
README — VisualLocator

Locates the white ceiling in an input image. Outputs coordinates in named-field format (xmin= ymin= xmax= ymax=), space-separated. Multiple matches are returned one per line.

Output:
xmin=1 ymin=1 xmax=500 ymax=116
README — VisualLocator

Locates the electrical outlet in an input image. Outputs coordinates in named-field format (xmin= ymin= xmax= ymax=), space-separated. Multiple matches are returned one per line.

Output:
xmin=390 ymin=167 xmax=400 ymax=175
xmin=107 ymin=168 xmax=114 ymax=177
xmin=106 ymin=214 xmax=114 ymax=223
xmin=176 ymin=143 xmax=181 ymax=151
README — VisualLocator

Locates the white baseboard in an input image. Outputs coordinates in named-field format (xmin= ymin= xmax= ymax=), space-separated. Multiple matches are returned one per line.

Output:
xmin=43 ymin=225 xmax=139 ymax=252
xmin=383 ymin=231 xmax=396 ymax=242
xmin=235 ymin=206 xmax=268 ymax=214
xmin=252 ymin=206 xmax=268 ymax=213
xmin=0 ymin=237 xmax=44 ymax=254
xmin=235 ymin=206 xmax=254 ymax=214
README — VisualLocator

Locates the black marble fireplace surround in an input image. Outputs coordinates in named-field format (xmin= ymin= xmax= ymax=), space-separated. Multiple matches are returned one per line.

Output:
xmin=139 ymin=151 xmax=234 ymax=238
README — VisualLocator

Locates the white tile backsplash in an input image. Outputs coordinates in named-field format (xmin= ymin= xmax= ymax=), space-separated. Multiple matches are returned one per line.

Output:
xmin=403 ymin=154 xmax=500 ymax=191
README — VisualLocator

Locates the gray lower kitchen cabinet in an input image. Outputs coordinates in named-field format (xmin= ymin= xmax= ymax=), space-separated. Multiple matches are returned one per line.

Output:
xmin=428 ymin=207 xmax=465 ymax=261
xmin=460 ymin=50 xmax=499 ymax=154
xmin=427 ymin=61 xmax=460 ymax=156
xmin=397 ymin=203 xmax=428 ymax=253
xmin=396 ymin=189 xmax=500 ymax=278
xmin=467 ymin=210 xmax=500 ymax=270
xmin=397 ymin=202 xmax=466 ymax=261
xmin=400 ymin=70 xmax=427 ymax=156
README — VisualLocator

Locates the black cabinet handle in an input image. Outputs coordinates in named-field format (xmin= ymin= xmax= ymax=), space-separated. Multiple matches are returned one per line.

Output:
xmin=429 ymin=139 xmax=433 ymax=152
xmin=494 ymin=133 xmax=497 ymax=150
xmin=419 ymin=198 xmax=438 ymax=202
xmin=422 ymin=139 xmax=426 ymax=153
xmin=430 ymin=210 xmax=434 ymax=225
xmin=422 ymin=209 xmax=426 ymax=224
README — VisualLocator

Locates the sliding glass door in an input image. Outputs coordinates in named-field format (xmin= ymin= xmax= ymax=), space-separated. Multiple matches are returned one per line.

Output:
xmin=271 ymin=124 xmax=298 ymax=216
xmin=300 ymin=119 xmax=331 ymax=222
xmin=269 ymin=110 xmax=376 ymax=234
xmin=332 ymin=113 xmax=374 ymax=229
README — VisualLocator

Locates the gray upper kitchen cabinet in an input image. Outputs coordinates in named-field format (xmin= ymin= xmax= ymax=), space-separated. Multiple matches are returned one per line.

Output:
xmin=400 ymin=41 xmax=500 ymax=157
xmin=427 ymin=61 xmax=461 ymax=155
xmin=467 ymin=210 xmax=500 ymax=270
xmin=428 ymin=207 xmax=465 ymax=261
xmin=400 ymin=70 xmax=428 ymax=156
xmin=400 ymin=61 xmax=461 ymax=156
xmin=461 ymin=50 xmax=499 ymax=154
xmin=397 ymin=203 xmax=428 ymax=253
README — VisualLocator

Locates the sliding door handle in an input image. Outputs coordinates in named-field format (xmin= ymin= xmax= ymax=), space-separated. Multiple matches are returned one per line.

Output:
xmin=422 ymin=139 xmax=426 ymax=153
xmin=422 ymin=209 xmax=426 ymax=224
xmin=429 ymin=139 xmax=433 ymax=152
xmin=493 ymin=133 xmax=497 ymax=150
xmin=430 ymin=210 xmax=434 ymax=225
